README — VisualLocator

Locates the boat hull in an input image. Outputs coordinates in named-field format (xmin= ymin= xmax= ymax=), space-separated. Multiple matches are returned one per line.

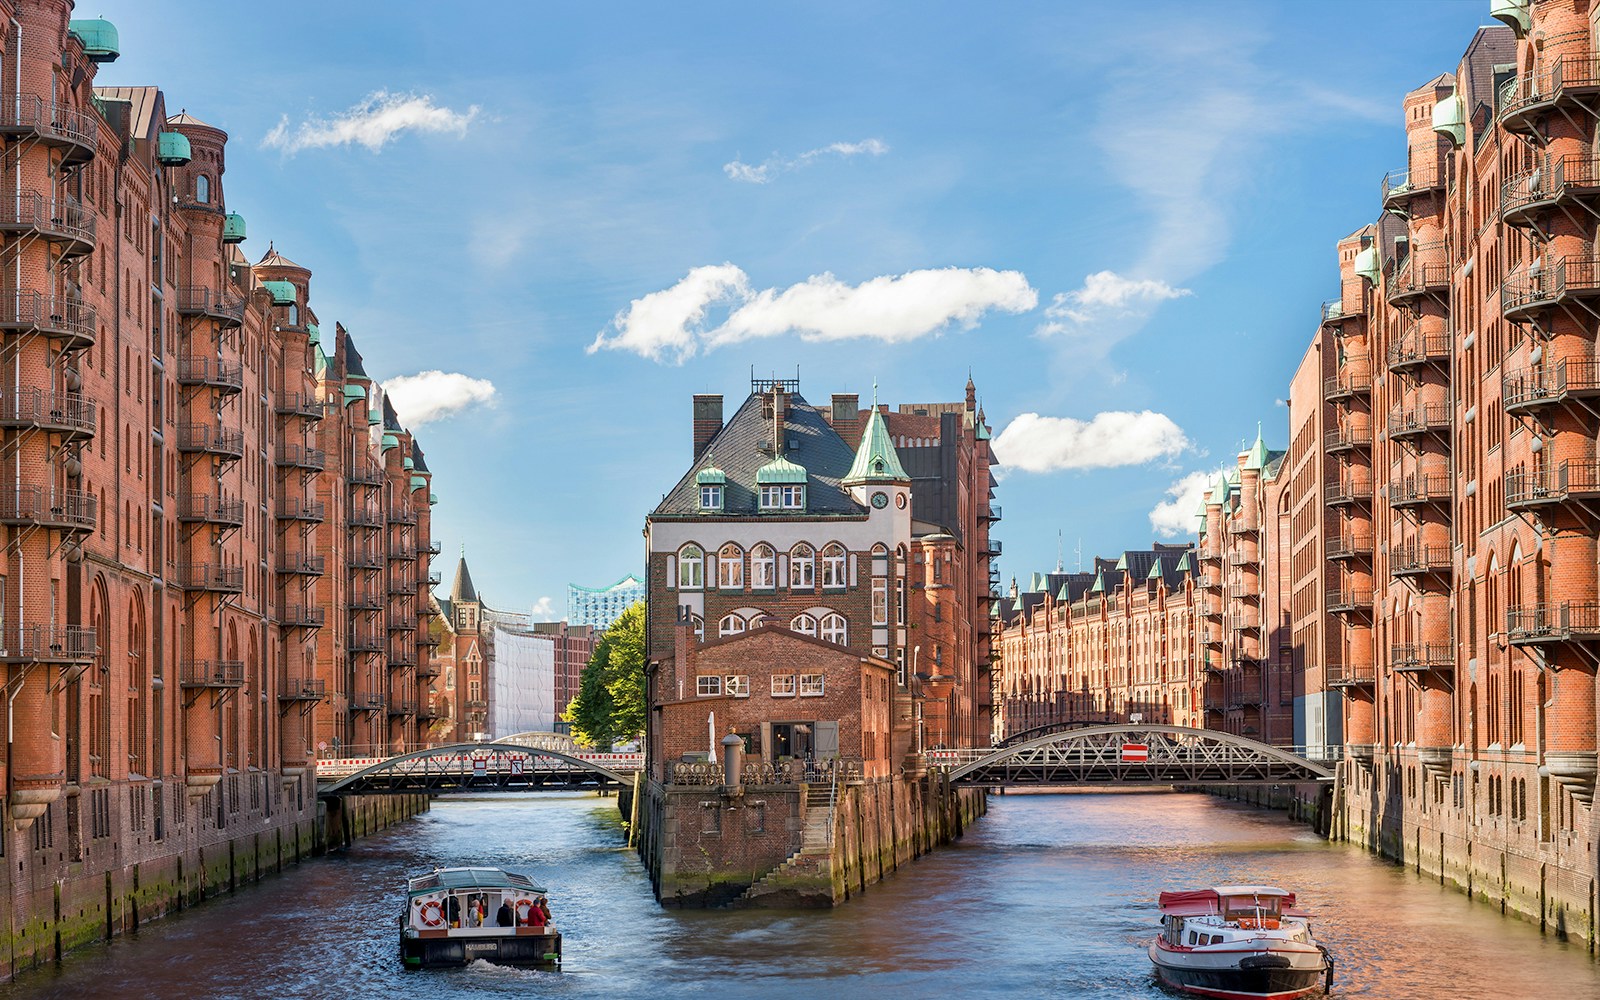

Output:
xmin=1151 ymin=948 xmax=1325 ymax=1000
xmin=400 ymin=931 xmax=562 ymax=969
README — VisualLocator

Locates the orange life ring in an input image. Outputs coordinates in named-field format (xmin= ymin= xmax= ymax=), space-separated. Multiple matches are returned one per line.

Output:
xmin=514 ymin=898 xmax=535 ymax=922
xmin=418 ymin=899 xmax=445 ymax=928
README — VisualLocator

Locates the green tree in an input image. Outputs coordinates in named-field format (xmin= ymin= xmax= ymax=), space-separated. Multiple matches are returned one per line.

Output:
xmin=566 ymin=601 xmax=646 ymax=749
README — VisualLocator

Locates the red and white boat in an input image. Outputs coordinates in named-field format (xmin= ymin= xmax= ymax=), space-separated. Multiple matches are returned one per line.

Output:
xmin=1150 ymin=885 xmax=1332 ymax=1000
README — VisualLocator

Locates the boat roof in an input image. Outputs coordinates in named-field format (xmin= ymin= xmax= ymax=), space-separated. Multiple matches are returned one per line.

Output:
xmin=1158 ymin=887 xmax=1296 ymax=916
xmin=1213 ymin=885 xmax=1291 ymax=897
xmin=406 ymin=866 xmax=547 ymax=895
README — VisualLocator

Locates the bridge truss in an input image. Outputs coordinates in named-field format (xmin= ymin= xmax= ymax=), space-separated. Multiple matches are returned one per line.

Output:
xmin=318 ymin=742 xmax=635 ymax=796
xmin=940 ymin=725 xmax=1335 ymax=787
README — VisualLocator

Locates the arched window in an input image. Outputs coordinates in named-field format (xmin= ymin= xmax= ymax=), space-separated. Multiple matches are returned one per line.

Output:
xmin=719 ymin=613 xmax=746 ymax=637
xmin=718 ymin=543 xmax=744 ymax=589
xmin=287 ymin=302 xmax=299 ymax=327
xmin=750 ymin=544 xmax=775 ymax=589
xmin=195 ymin=174 xmax=210 ymax=203
xmin=820 ymin=613 xmax=847 ymax=645
xmin=790 ymin=543 xmax=815 ymax=589
xmin=689 ymin=614 xmax=704 ymax=640
xmin=790 ymin=613 xmax=817 ymax=636
xmin=821 ymin=543 xmax=846 ymax=588
xmin=678 ymin=544 xmax=704 ymax=590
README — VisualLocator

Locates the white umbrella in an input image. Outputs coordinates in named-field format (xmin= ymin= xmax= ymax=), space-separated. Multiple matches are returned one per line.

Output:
xmin=708 ymin=710 xmax=716 ymax=762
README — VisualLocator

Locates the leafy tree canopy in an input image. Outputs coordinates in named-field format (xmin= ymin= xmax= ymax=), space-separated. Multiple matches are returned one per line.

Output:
xmin=565 ymin=601 xmax=646 ymax=749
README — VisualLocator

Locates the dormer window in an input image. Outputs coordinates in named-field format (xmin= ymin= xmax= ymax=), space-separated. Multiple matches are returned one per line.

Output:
xmin=696 ymin=465 xmax=726 ymax=512
xmin=756 ymin=456 xmax=806 ymax=511
xmin=700 ymin=484 xmax=722 ymax=509
xmin=759 ymin=484 xmax=805 ymax=510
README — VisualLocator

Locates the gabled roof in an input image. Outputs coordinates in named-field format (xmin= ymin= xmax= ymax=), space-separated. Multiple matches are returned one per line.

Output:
xmin=843 ymin=404 xmax=909 ymax=484
xmin=93 ymin=86 xmax=161 ymax=137
xmin=412 ymin=443 xmax=429 ymax=474
xmin=344 ymin=332 xmax=369 ymax=380
xmin=1243 ymin=425 xmax=1272 ymax=471
xmin=450 ymin=555 xmax=477 ymax=603
xmin=383 ymin=396 xmax=402 ymax=432
xmin=256 ymin=243 xmax=305 ymax=271
xmin=653 ymin=391 xmax=864 ymax=517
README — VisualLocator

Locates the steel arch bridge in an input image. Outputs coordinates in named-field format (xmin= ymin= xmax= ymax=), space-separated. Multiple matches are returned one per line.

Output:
xmin=940 ymin=725 xmax=1335 ymax=787
xmin=317 ymin=741 xmax=636 ymax=796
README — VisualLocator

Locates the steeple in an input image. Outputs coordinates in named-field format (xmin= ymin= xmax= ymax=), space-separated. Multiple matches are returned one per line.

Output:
xmin=842 ymin=385 xmax=909 ymax=484
xmin=1243 ymin=422 xmax=1272 ymax=472
xmin=450 ymin=547 xmax=478 ymax=604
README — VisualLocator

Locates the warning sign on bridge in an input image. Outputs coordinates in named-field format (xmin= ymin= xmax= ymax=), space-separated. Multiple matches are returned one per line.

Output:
xmin=1120 ymin=743 xmax=1149 ymax=763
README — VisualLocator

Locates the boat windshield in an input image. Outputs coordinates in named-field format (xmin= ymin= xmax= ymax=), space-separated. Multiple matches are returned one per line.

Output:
xmin=1222 ymin=895 xmax=1282 ymax=924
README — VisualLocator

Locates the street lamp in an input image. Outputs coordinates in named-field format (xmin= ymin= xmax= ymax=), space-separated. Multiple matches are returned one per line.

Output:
xmin=912 ymin=644 xmax=925 ymax=755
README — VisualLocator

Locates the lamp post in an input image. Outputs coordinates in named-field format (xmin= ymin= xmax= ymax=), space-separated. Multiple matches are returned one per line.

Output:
xmin=912 ymin=644 xmax=924 ymax=755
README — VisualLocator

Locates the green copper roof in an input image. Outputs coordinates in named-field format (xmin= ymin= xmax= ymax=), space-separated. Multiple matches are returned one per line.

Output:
xmin=261 ymin=280 xmax=296 ymax=305
xmin=1353 ymin=246 xmax=1379 ymax=283
xmin=403 ymin=457 xmax=415 ymax=470
xmin=306 ymin=323 xmax=320 ymax=346
xmin=1176 ymin=552 xmax=1194 ymax=574
xmin=756 ymin=455 xmax=808 ymax=484
xmin=1227 ymin=468 xmax=1240 ymax=485
xmin=1491 ymin=0 xmax=1531 ymax=37
xmin=1056 ymin=582 xmax=1071 ymax=601
xmin=156 ymin=132 xmax=191 ymax=166
xmin=343 ymin=384 xmax=366 ymax=404
xmin=1146 ymin=557 xmax=1165 ymax=580
xmin=429 ymin=492 xmax=439 ymax=505
xmin=68 ymin=19 xmax=120 ymax=61
xmin=223 ymin=213 xmax=246 ymax=244
xmin=1432 ymin=91 xmax=1466 ymax=147
xmin=1243 ymin=425 xmax=1272 ymax=471
xmin=843 ymin=405 xmax=909 ymax=484
xmin=1208 ymin=474 xmax=1230 ymax=505
xmin=1115 ymin=553 xmax=1129 ymax=570
xmin=1029 ymin=571 xmax=1045 ymax=593
xmin=368 ymin=412 xmax=381 ymax=425
xmin=381 ymin=433 xmax=399 ymax=452
xmin=410 ymin=475 xmax=428 ymax=492
xmin=695 ymin=466 xmax=726 ymax=485
xmin=1089 ymin=569 xmax=1106 ymax=594
xmin=314 ymin=345 xmax=328 ymax=378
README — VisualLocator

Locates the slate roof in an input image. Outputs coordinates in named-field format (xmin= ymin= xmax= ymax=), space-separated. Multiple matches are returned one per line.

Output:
xmin=450 ymin=555 xmax=477 ymax=603
xmin=412 ymin=443 xmax=430 ymax=474
xmin=344 ymin=332 xmax=369 ymax=379
xmin=93 ymin=86 xmax=161 ymax=137
xmin=654 ymin=391 xmax=866 ymax=518
xmin=383 ymin=396 xmax=402 ymax=432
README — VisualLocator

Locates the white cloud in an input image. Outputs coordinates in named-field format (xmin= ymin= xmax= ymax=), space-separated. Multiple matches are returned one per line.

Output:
xmin=530 ymin=596 xmax=556 ymax=619
xmin=992 ymin=411 xmax=1190 ymax=474
xmin=589 ymin=264 xmax=1034 ymax=364
xmin=263 ymin=90 xmax=479 ymax=154
xmin=1039 ymin=270 xmax=1191 ymax=331
xmin=1149 ymin=469 xmax=1221 ymax=539
xmin=724 ymin=137 xmax=889 ymax=184
xmin=380 ymin=371 xmax=496 ymax=426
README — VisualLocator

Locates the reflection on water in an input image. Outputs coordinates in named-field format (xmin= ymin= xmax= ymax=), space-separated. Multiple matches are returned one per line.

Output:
xmin=4 ymin=790 xmax=1596 ymax=999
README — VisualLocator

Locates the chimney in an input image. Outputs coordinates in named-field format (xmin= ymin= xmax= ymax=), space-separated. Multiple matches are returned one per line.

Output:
xmin=831 ymin=393 xmax=860 ymax=440
xmin=692 ymin=394 xmax=722 ymax=459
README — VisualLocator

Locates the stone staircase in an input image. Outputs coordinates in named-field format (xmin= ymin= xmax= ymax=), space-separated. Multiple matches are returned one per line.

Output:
xmin=737 ymin=781 xmax=839 ymax=906
xmin=800 ymin=782 xmax=835 ymax=854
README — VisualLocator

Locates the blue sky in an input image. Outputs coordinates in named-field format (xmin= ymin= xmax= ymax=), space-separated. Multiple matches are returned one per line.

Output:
xmin=100 ymin=1 xmax=1491 ymax=615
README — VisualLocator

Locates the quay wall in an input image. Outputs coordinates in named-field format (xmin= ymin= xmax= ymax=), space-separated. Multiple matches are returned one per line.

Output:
xmin=637 ymin=773 xmax=985 ymax=908
xmin=1 ymin=786 xmax=427 ymax=983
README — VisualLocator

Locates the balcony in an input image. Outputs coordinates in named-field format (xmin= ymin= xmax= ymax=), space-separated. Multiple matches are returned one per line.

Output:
xmin=1390 ymin=643 xmax=1453 ymax=673
xmin=387 ymin=507 xmax=417 ymax=526
xmin=1386 ymin=325 xmax=1450 ymax=373
xmin=1324 ymin=479 xmax=1372 ymax=507
xmin=174 ymin=286 xmax=245 ymax=327
xmin=417 ymin=660 xmax=441 ymax=678
xmin=388 ymin=615 xmax=417 ymax=633
xmin=176 ymin=422 xmax=244 ymax=459
xmin=175 ymin=356 xmax=243 ymax=393
xmin=417 ymin=632 xmax=441 ymax=651
xmin=1391 ymin=544 xmax=1451 ymax=578
xmin=982 ymin=539 xmax=1002 ymax=557
xmin=1327 ymin=534 xmax=1373 ymax=561
xmin=0 ymin=623 xmax=96 ymax=663
xmin=275 ymin=497 xmax=326 ymax=523
xmin=349 ymin=506 xmax=383 ymax=529
xmin=1320 ymin=298 xmax=1354 ymax=328
xmin=1387 ymin=403 xmax=1451 ymax=441
xmin=349 ymin=462 xmax=384 ymax=487
xmin=388 ymin=577 xmax=418 ymax=596
xmin=420 ymin=540 xmax=442 ymax=556
xmin=387 ymin=700 xmax=417 ymax=718
xmin=278 ymin=604 xmax=326 ymax=630
xmin=0 ymin=290 xmax=95 ymax=349
xmin=1502 ymin=155 xmax=1600 ymax=229
xmin=348 ymin=549 xmax=383 ymax=570
xmin=418 ymin=704 xmax=441 ymax=721
xmin=981 ymin=504 xmax=1002 ymax=522
xmin=1503 ymin=359 xmax=1600 ymax=414
xmin=1506 ymin=602 xmax=1600 ymax=645
xmin=0 ymin=388 xmax=95 ymax=439
xmin=180 ymin=660 xmax=245 ymax=689
xmin=1327 ymin=588 xmax=1372 ymax=615
xmin=1230 ymin=614 xmax=1261 ymax=633
xmin=1388 ymin=474 xmax=1451 ymax=509
xmin=1228 ymin=550 xmax=1256 ymax=567
xmin=387 ymin=545 xmax=416 ymax=562
xmin=1385 ymin=244 xmax=1449 ymax=307
xmin=350 ymin=693 xmax=385 ymax=714
xmin=1324 ymin=425 xmax=1370 ymax=454
xmin=179 ymin=562 xmax=245 ymax=594
xmin=177 ymin=492 xmax=244 ymax=526
xmin=275 ymin=443 xmax=326 ymax=471
xmin=274 ymin=392 xmax=325 ymax=421
xmin=350 ymin=589 xmax=383 ymax=611
xmin=0 ymin=96 xmax=98 ymax=164
xmin=0 ymin=485 xmax=95 ymax=533
xmin=0 ymin=191 xmax=95 ymax=257
xmin=278 ymin=678 xmax=326 ymax=704
xmin=425 ymin=570 xmax=442 ymax=587
xmin=1227 ymin=519 xmax=1256 ymax=535
xmin=350 ymin=630 xmax=384 ymax=653
xmin=1502 ymin=256 xmax=1600 ymax=322
xmin=387 ymin=650 xmax=417 ymax=669
xmin=1506 ymin=461 xmax=1600 ymax=510
xmin=1327 ymin=660 xmax=1376 ymax=688
xmin=1380 ymin=160 xmax=1444 ymax=213
xmin=1499 ymin=55 xmax=1600 ymax=136
xmin=276 ymin=555 xmax=326 ymax=577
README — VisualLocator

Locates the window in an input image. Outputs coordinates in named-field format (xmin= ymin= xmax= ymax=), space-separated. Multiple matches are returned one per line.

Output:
xmin=761 ymin=484 xmax=806 ymax=509
xmin=820 ymin=613 xmax=847 ymax=645
xmin=790 ymin=613 xmax=817 ymax=636
xmin=689 ymin=614 xmax=704 ymax=640
xmin=896 ymin=579 xmax=906 ymax=625
xmin=718 ymin=614 xmax=746 ymax=637
xmin=771 ymin=674 xmax=797 ymax=697
xmin=696 ymin=675 xmax=722 ymax=697
xmin=718 ymin=543 xmax=744 ymax=589
xmin=872 ymin=579 xmax=888 ymax=625
xmin=751 ymin=544 xmax=775 ymax=589
xmin=678 ymin=545 xmax=704 ymax=590
xmin=790 ymin=543 xmax=815 ymax=588
xmin=798 ymin=673 xmax=825 ymax=697
xmin=195 ymin=175 xmax=210 ymax=203
xmin=725 ymin=675 xmax=750 ymax=698
xmin=821 ymin=543 xmax=846 ymax=588
xmin=700 ymin=484 xmax=722 ymax=510
xmin=287 ymin=302 xmax=298 ymax=327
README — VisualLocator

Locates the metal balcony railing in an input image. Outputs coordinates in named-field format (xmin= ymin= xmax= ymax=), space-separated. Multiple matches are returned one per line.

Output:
xmin=1501 ymin=155 xmax=1600 ymax=224
xmin=1499 ymin=55 xmax=1600 ymax=132
xmin=1502 ymin=256 xmax=1600 ymax=319
xmin=1387 ymin=403 xmax=1451 ymax=439
xmin=275 ymin=443 xmax=326 ymax=471
xmin=1506 ymin=602 xmax=1600 ymax=644
xmin=387 ymin=700 xmax=417 ymax=717
xmin=0 ymin=485 xmax=96 ymax=531
xmin=1324 ymin=424 xmax=1370 ymax=452
xmin=1390 ymin=544 xmax=1451 ymax=577
xmin=349 ymin=462 xmax=384 ymax=486
xmin=0 ymin=388 xmax=95 ymax=436
xmin=0 ymin=96 xmax=98 ymax=157
xmin=1503 ymin=359 xmax=1600 ymax=412
xmin=349 ymin=507 xmax=383 ymax=528
xmin=420 ymin=540 xmax=443 ymax=556
xmin=0 ymin=623 xmax=96 ymax=662
xmin=0 ymin=191 xmax=95 ymax=253
xmin=350 ymin=630 xmax=384 ymax=653
xmin=179 ymin=660 xmax=245 ymax=688
xmin=275 ymin=497 xmax=326 ymax=522
xmin=1387 ymin=474 xmax=1452 ymax=507
xmin=179 ymin=562 xmax=245 ymax=593
xmin=1324 ymin=479 xmax=1372 ymax=506
xmin=348 ymin=549 xmax=383 ymax=570
xmin=278 ymin=677 xmax=327 ymax=703
xmin=177 ymin=492 xmax=244 ymax=525
xmin=350 ymin=693 xmax=385 ymax=713
xmin=1506 ymin=460 xmax=1600 ymax=508
xmin=1386 ymin=325 xmax=1450 ymax=371
xmin=1380 ymin=160 xmax=1444 ymax=206
xmin=387 ymin=507 xmax=418 ymax=526
xmin=176 ymin=356 xmax=244 ymax=391
xmin=350 ymin=589 xmax=383 ymax=611
xmin=1327 ymin=588 xmax=1373 ymax=614
xmin=174 ymin=286 xmax=246 ymax=326
xmin=276 ymin=555 xmax=326 ymax=577
xmin=1385 ymin=243 xmax=1449 ymax=304
xmin=176 ymin=422 xmax=244 ymax=458
xmin=1389 ymin=644 xmax=1452 ymax=671
xmin=278 ymin=604 xmax=326 ymax=629
xmin=275 ymin=392 xmax=326 ymax=421
xmin=388 ymin=615 xmax=417 ymax=633
xmin=1326 ymin=659 xmax=1375 ymax=687
xmin=0 ymin=290 xmax=96 ymax=346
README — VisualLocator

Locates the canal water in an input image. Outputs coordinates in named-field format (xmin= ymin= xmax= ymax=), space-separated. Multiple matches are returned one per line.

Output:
xmin=4 ymin=790 xmax=1598 ymax=999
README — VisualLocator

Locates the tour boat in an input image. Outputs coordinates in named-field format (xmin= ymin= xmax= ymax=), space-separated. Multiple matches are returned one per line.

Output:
xmin=1150 ymin=885 xmax=1332 ymax=1000
xmin=399 ymin=866 xmax=562 ymax=969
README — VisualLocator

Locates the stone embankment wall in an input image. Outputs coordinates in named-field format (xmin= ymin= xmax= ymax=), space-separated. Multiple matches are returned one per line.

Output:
xmin=1 ymin=793 xmax=428 ymax=982
xmin=638 ymin=773 xmax=985 ymax=908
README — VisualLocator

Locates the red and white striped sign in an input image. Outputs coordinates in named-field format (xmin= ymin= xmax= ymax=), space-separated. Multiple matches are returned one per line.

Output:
xmin=1121 ymin=743 xmax=1149 ymax=763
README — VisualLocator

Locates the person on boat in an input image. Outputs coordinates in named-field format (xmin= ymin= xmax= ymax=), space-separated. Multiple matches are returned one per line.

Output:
xmin=446 ymin=894 xmax=461 ymax=929
xmin=527 ymin=897 xmax=549 ymax=928
xmin=496 ymin=899 xmax=514 ymax=927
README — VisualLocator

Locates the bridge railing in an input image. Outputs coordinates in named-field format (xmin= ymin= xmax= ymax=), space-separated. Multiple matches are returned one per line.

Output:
xmin=315 ymin=744 xmax=643 ymax=779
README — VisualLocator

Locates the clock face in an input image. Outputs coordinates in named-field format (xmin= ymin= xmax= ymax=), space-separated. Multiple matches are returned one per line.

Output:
xmin=871 ymin=491 xmax=889 ymax=509
xmin=895 ymin=493 xmax=908 ymax=510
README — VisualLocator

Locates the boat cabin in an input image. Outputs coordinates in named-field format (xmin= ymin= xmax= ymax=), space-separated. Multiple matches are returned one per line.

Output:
xmin=1157 ymin=885 xmax=1310 ymax=948
xmin=405 ymin=866 xmax=553 ymax=934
